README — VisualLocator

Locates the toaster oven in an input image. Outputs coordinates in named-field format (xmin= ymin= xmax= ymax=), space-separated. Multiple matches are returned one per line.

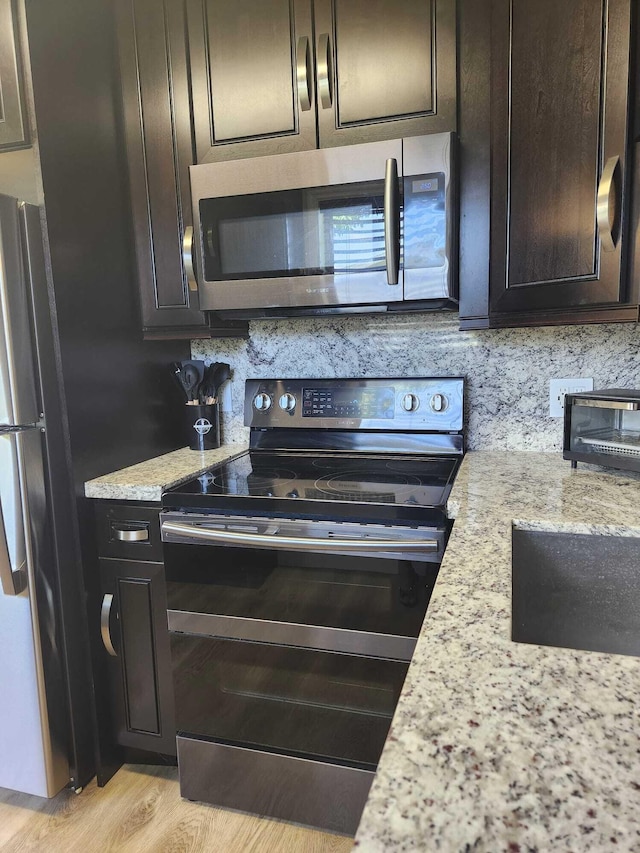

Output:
xmin=564 ymin=389 xmax=640 ymax=473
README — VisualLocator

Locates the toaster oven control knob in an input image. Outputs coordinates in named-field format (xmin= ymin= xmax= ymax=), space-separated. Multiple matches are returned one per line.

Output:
xmin=430 ymin=393 xmax=448 ymax=413
xmin=278 ymin=393 xmax=296 ymax=412
xmin=253 ymin=392 xmax=272 ymax=411
xmin=402 ymin=393 xmax=420 ymax=412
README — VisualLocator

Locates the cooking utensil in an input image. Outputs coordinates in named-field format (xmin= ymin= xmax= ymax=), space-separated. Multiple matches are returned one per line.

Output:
xmin=200 ymin=362 xmax=219 ymax=404
xmin=210 ymin=362 xmax=231 ymax=400
xmin=181 ymin=362 xmax=200 ymax=403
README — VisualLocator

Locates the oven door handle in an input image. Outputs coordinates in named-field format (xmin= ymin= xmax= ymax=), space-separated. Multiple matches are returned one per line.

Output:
xmin=161 ymin=520 xmax=439 ymax=553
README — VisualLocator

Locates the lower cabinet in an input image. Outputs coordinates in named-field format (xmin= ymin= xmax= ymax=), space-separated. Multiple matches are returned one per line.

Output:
xmin=94 ymin=500 xmax=176 ymax=756
xmin=99 ymin=555 xmax=176 ymax=756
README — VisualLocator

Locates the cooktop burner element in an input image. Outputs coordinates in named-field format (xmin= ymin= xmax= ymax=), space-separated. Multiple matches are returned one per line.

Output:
xmin=164 ymin=377 xmax=465 ymax=525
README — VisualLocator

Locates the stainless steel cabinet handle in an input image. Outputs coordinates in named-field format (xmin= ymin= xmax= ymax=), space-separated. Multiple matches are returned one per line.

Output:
xmin=182 ymin=225 xmax=198 ymax=292
xmin=596 ymin=155 xmax=620 ymax=253
xmin=162 ymin=520 xmax=438 ymax=553
xmin=101 ymin=594 xmax=117 ymax=657
xmin=384 ymin=158 xmax=400 ymax=285
xmin=296 ymin=36 xmax=312 ymax=112
xmin=317 ymin=33 xmax=333 ymax=109
xmin=112 ymin=526 xmax=149 ymax=543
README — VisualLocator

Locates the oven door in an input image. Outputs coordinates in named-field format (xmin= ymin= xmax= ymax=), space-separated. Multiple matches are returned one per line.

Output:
xmin=172 ymin=633 xmax=403 ymax=834
xmin=161 ymin=512 xmax=444 ymax=660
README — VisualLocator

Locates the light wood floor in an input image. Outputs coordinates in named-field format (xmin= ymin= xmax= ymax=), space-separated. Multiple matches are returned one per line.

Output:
xmin=0 ymin=765 xmax=355 ymax=853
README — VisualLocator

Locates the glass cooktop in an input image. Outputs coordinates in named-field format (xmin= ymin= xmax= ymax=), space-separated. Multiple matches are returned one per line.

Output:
xmin=163 ymin=451 xmax=460 ymax=523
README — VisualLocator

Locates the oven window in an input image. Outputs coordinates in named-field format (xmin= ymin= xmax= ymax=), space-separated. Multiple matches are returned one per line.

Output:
xmin=198 ymin=180 xmax=393 ymax=281
xmin=171 ymin=633 xmax=408 ymax=769
xmin=570 ymin=405 xmax=640 ymax=461
xmin=164 ymin=544 xmax=437 ymax=642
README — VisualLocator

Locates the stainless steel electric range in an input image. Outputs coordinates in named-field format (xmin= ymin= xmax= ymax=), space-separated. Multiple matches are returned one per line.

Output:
xmin=160 ymin=376 xmax=464 ymax=835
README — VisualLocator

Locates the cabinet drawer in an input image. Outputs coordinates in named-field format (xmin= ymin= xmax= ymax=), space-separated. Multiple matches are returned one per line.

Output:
xmin=94 ymin=502 xmax=163 ymax=561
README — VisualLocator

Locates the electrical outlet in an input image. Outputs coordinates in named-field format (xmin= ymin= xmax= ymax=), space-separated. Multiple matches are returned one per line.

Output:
xmin=549 ymin=377 xmax=594 ymax=417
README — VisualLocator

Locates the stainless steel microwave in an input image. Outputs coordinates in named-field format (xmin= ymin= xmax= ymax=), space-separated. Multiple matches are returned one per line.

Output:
xmin=188 ymin=133 xmax=456 ymax=316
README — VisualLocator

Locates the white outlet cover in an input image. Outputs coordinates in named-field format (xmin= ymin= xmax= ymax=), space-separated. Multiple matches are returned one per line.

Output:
xmin=549 ymin=377 xmax=594 ymax=417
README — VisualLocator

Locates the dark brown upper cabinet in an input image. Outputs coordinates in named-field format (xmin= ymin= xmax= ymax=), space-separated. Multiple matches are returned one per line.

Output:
xmin=187 ymin=0 xmax=456 ymax=164
xmin=314 ymin=0 xmax=456 ymax=149
xmin=459 ymin=0 xmax=638 ymax=329
xmin=116 ymin=0 xmax=248 ymax=339
xmin=188 ymin=0 xmax=317 ymax=163
xmin=0 ymin=0 xmax=29 ymax=150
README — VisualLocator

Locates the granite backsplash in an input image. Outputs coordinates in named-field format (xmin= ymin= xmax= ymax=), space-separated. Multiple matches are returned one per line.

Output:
xmin=192 ymin=313 xmax=640 ymax=451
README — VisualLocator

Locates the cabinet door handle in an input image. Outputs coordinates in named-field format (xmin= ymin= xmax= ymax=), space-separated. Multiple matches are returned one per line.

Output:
xmin=317 ymin=33 xmax=333 ymax=109
xmin=182 ymin=225 xmax=198 ymax=292
xmin=296 ymin=36 xmax=312 ymax=112
xmin=596 ymin=155 xmax=620 ymax=253
xmin=101 ymin=593 xmax=118 ymax=657
xmin=384 ymin=158 xmax=400 ymax=285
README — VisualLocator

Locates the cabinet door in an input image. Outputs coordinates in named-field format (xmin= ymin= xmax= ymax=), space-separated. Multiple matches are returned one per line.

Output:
xmin=117 ymin=0 xmax=248 ymax=339
xmin=314 ymin=0 xmax=456 ymax=148
xmin=489 ymin=0 xmax=632 ymax=316
xmin=188 ymin=0 xmax=316 ymax=163
xmin=100 ymin=558 xmax=176 ymax=756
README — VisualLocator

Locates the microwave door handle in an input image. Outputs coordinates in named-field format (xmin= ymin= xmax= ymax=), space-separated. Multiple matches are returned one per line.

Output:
xmin=384 ymin=158 xmax=400 ymax=285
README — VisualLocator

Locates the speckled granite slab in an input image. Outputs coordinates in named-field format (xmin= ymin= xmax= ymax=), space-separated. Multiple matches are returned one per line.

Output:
xmin=355 ymin=452 xmax=640 ymax=852
xmin=84 ymin=444 xmax=247 ymax=501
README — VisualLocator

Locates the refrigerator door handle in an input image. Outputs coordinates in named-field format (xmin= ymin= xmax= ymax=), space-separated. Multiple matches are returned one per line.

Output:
xmin=0 ymin=485 xmax=27 ymax=595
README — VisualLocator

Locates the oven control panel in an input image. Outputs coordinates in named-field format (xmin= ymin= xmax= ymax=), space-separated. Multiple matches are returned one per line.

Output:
xmin=245 ymin=377 xmax=464 ymax=432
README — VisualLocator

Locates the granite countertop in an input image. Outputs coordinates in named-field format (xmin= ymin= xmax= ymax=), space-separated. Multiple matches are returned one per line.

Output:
xmin=355 ymin=452 xmax=640 ymax=852
xmin=84 ymin=443 xmax=247 ymax=501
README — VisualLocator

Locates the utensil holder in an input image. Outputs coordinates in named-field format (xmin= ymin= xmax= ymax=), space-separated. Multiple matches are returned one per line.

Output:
xmin=184 ymin=404 xmax=220 ymax=451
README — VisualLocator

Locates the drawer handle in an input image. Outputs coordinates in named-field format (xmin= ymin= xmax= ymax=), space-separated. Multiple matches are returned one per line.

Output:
xmin=112 ymin=526 xmax=149 ymax=543
xmin=101 ymin=593 xmax=117 ymax=657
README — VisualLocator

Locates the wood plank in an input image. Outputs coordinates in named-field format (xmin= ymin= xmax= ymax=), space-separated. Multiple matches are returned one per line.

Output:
xmin=0 ymin=765 xmax=354 ymax=852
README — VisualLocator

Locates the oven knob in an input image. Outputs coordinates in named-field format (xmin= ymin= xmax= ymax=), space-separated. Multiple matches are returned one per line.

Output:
xmin=402 ymin=393 xmax=420 ymax=412
xmin=278 ymin=393 xmax=296 ymax=412
xmin=253 ymin=392 xmax=272 ymax=411
xmin=430 ymin=393 xmax=448 ymax=413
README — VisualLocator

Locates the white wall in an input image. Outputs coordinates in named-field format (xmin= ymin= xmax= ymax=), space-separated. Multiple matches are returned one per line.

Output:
xmin=193 ymin=312 xmax=640 ymax=450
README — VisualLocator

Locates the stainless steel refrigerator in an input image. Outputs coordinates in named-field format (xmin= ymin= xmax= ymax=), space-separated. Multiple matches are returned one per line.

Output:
xmin=0 ymin=193 xmax=70 ymax=797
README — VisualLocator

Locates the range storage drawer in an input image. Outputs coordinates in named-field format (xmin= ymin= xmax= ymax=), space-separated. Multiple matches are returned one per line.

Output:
xmin=177 ymin=735 xmax=374 ymax=835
